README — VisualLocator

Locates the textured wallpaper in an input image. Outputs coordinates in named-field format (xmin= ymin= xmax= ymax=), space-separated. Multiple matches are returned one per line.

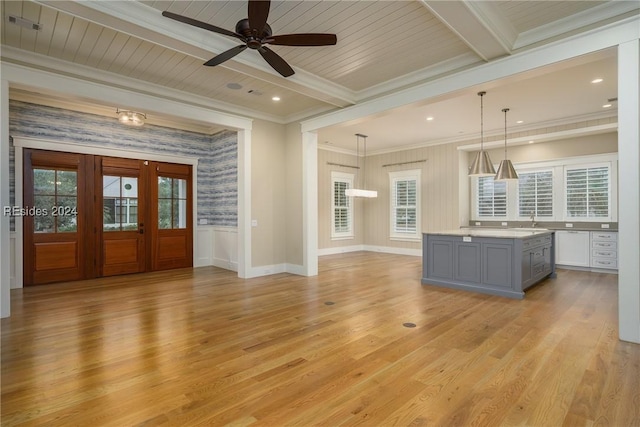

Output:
xmin=8 ymin=100 xmax=238 ymax=230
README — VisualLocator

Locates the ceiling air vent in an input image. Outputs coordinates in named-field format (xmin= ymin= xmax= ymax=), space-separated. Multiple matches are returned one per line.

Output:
xmin=8 ymin=15 xmax=42 ymax=31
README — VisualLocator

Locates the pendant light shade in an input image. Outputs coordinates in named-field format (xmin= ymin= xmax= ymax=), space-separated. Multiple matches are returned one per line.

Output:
xmin=344 ymin=133 xmax=377 ymax=198
xmin=468 ymin=91 xmax=496 ymax=177
xmin=494 ymin=108 xmax=519 ymax=181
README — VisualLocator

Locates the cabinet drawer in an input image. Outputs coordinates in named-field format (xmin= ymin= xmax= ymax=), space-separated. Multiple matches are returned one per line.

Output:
xmin=591 ymin=258 xmax=618 ymax=269
xmin=591 ymin=232 xmax=617 ymax=241
xmin=523 ymin=234 xmax=552 ymax=250
xmin=592 ymin=241 xmax=616 ymax=249
xmin=592 ymin=249 xmax=617 ymax=258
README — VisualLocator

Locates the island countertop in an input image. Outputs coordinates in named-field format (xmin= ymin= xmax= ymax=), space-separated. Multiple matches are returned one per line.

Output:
xmin=429 ymin=228 xmax=554 ymax=239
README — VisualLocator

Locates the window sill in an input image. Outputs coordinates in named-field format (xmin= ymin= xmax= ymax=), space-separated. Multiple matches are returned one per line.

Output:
xmin=331 ymin=236 xmax=354 ymax=241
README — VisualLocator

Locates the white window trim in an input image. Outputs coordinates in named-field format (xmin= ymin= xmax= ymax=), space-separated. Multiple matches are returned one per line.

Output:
xmin=563 ymin=161 xmax=614 ymax=222
xmin=515 ymin=168 xmax=554 ymax=220
xmin=331 ymin=171 xmax=354 ymax=240
xmin=471 ymin=153 xmax=617 ymax=223
xmin=389 ymin=169 xmax=421 ymax=241
xmin=472 ymin=176 xmax=509 ymax=221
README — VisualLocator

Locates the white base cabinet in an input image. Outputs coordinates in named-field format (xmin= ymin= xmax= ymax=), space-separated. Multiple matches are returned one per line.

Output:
xmin=555 ymin=230 xmax=618 ymax=271
xmin=555 ymin=231 xmax=590 ymax=267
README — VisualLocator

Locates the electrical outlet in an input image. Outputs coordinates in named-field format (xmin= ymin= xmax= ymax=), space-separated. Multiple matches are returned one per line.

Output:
xmin=501 ymin=222 xmax=508 ymax=226
xmin=251 ymin=220 xmax=258 ymax=227
xmin=601 ymin=224 xmax=610 ymax=229
xmin=565 ymin=223 xmax=573 ymax=228
xmin=475 ymin=222 xmax=481 ymax=226
xmin=198 ymin=218 xmax=207 ymax=225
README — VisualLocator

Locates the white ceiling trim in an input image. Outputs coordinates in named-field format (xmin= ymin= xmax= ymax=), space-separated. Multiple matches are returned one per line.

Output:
xmin=514 ymin=1 xmax=640 ymax=49
xmin=355 ymin=52 xmax=481 ymax=102
xmin=301 ymin=16 xmax=640 ymax=133
xmin=420 ymin=0 xmax=512 ymax=61
xmin=34 ymin=0 xmax=356 ymax=109
xmin=1 ymin=45 xmax=279 ymax=125
xmin=456 ymin=123 xmax=618 ymax=152
xmin=1 ymin=60 xmax=253 ymax=131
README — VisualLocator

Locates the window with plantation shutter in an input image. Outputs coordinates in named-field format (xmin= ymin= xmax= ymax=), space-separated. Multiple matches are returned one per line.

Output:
xmin=477 ymin=176 xmax=507 ymax=218
xmin=518 ymin=170 xmax=553 ymax=217
xmin=390 ymin=170 xmax=421 ymax=239
xmin=331 ymin=171 xmax=354 ymax=239
xmin=565 ymin=165 xmax=610 ymax=219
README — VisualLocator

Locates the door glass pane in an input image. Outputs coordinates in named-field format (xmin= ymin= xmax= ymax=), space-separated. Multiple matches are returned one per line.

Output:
xmin=34 ymin=169 xmax=55 ymax=194
xmin=56 ymin=196 xmax=78 ymax=232
xmin=33 ymin=169 xmax=77 ymax=233
xmin=158 ymin=177 xmax=172 ymax=198
xmin=103 ymin=176 xmax=138 ymax=231
xmin=57 ymin=170 xmax=77 ymax=196
xmin=158 ymin=177 xmax=187 ymax=229
xmin=34 ymin=195 xmax=54 ymax=233
xmin=158 ymin=199 xmax=172 ymax=229
xmin=173 ymin=199 xmax=187 ymax=228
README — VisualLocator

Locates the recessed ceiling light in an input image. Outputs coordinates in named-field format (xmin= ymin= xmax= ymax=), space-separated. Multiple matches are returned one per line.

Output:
xmin=591 ymin=78 xmax=603 ymax=84
xmin=426 ymin=116 xmax=434 ymax=121
xmin=603 ymin=103 xmax=612 ymax=108
xmin=272 ymin=96 xmax=281 ymax=101
xmin=516 ymin=120 xmax=524 ymax=124
xmin=528 ymin=140 xmax=535 ymax=144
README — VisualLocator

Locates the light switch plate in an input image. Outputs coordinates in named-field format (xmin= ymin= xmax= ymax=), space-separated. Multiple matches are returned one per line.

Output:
xmin=251 ymin=219 xmax=258 ymax=227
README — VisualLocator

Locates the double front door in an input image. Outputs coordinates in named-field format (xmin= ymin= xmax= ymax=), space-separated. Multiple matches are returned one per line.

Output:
xmin=23 ymin=149 xmax=193 ymax=285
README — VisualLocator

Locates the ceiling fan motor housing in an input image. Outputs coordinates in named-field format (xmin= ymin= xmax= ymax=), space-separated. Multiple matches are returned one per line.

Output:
xmin=236 ymin=18 xmax=272 ymax=48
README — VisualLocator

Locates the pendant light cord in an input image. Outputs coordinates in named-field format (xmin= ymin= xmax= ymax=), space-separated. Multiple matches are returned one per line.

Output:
xmin=503 ymin=108 xmax=509 ymax=158
xmin=478 ymin=91 xmax=486 ymax=151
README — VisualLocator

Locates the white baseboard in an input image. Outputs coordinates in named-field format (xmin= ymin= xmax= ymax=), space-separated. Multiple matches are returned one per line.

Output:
xmin=318 ymin=244 xmax=421 ymax=257
xmin=363 ymin=245 xmax=421 ymax=257
xmin=212 ymin=258 xmax=238 ymax=272
xmin=318 ymin=245 xmax=365 ymax=256
xmin=286 ymin=264 xmax=306 ymax=275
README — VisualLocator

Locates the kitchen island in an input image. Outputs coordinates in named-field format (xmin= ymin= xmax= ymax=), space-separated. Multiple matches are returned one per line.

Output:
xmin=422 ymin=229 xmax=556 ymax=299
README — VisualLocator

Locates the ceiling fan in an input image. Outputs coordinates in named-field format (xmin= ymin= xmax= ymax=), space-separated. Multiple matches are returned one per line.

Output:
xmin=162 ymin=0 xmax=337 ymax=78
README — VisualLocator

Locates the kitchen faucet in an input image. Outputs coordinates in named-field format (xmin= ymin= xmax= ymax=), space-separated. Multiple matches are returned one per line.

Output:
xmin=529 ymin=210 xmax=536 ymax=228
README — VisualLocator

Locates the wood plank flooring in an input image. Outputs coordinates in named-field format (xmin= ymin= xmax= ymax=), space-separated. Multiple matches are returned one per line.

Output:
xmin=2 ymin=252 xmax=639 ymax=426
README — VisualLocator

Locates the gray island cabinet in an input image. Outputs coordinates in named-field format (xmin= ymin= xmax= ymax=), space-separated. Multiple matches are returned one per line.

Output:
xmin=422 ymin=229 xmax=556 ymax=299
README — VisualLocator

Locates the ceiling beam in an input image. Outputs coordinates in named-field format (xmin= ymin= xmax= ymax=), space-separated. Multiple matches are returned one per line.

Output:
xmin=34 ymin=0 xmax=356 ymax=108
xmin=420 ymin=0 xmax=516 ymax=61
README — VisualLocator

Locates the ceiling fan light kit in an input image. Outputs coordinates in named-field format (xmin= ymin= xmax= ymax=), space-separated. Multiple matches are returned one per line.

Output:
xmin=162 ymin=0 xmax=337 ymax=78
xmin=469 ymin=91 xmax=497 ymax=177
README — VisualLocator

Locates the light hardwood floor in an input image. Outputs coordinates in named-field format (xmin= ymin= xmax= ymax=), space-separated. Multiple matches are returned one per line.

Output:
xmin=2 ymin=252 xmax=639 ymax=426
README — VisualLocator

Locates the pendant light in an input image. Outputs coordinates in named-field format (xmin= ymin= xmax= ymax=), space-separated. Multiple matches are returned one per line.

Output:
xmin=468 ymin=91 xmax=496 ymax=176
xmin=494 ymin=108 xmax=519 ymax=181
xmin=345 ymin=133 xmax=377 ymax=198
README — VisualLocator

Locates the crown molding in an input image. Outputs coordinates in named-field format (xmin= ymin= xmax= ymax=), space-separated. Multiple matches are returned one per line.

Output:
xmin=1 ymin=46 xmax=280 ymax=124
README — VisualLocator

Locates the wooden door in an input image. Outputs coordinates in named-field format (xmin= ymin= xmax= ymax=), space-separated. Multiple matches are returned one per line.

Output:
xmin=23 ymin=150 xmax=93 ymax=285
xmin=97 ymin=157 xmax=147 ymax=276
xmin=151 ymin=162 xmax=193 ymax=271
